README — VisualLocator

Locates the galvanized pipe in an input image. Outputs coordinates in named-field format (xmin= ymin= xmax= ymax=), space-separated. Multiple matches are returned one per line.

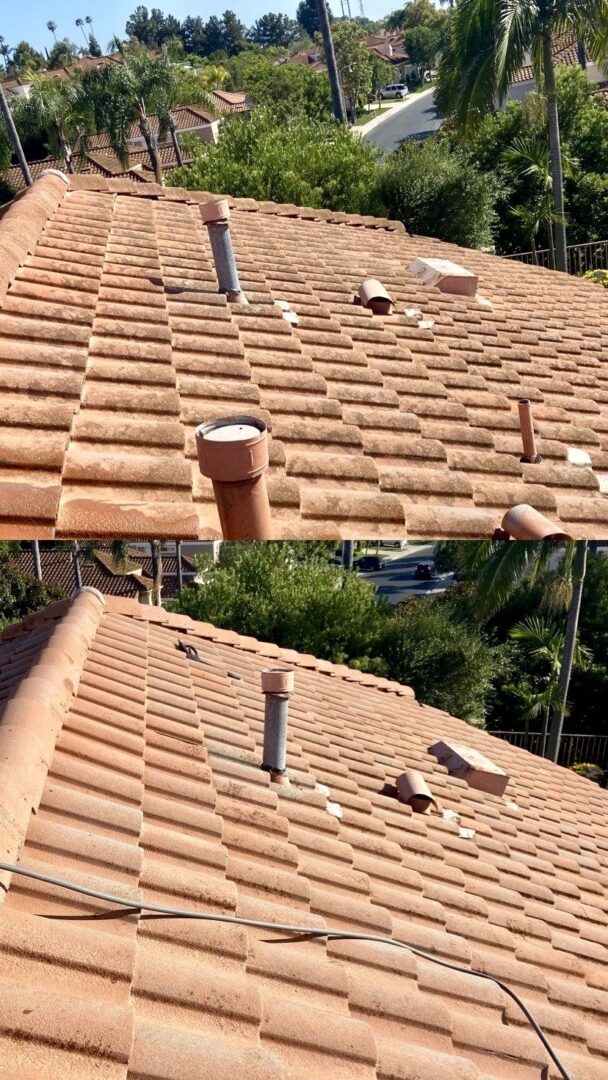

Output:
xmin=262 ymin=694 xmax=289 ymax=774
xmin=207 ymin=220 xmax=243 ymax=301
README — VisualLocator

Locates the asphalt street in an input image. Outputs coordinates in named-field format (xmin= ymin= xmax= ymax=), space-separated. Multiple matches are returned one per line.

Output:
xmin=357 ymin=543 xmax=455 ymax=606
xmin=364 ymin=64 xmax=604 ymax=154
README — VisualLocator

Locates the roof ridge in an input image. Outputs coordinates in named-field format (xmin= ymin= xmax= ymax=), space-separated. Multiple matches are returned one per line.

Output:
xmin=102 ymin=595 xmax=417 ymax=700
xmin=0 ymin=172 xmax=70 ymax=305
xmin=0 ymin=588 xmax=105 ymax=892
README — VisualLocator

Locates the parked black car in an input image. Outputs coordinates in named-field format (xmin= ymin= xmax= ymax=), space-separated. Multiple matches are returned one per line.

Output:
xmin=414 ymin=562 xmax=435 ymax=580
xmin=355 ymin=555 xmax=385 ymax=572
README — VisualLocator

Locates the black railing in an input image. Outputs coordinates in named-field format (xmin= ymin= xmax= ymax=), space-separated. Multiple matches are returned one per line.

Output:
xmin=504 ymin=238 xmax=608 ymax=275
xmin=493 ymin=730 xmax=608 ymax=769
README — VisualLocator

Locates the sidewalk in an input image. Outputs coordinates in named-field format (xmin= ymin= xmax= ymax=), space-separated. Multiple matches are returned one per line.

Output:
xmin=352 ymin=86 xmax=435 ymax=138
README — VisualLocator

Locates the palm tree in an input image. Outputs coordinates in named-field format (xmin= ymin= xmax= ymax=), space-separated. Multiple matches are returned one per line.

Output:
xmin=510 ymin=613 xmax=591 ymax=750
xmin=503 ymin=132 xmax=577 ymax=268
xmin=467 ymin=539 xmax=589 ymax=763
xmin=47 ymin=21 xmax=58 ymax=43
xmin=442 ymin=0 xmax=608 ymax=273
xmin=85 ymin=15 xmax=94 ymax=32
xmin=75 ymin=18 xmax=89 ymax=49
xmin=0 ymin=36 xmax=13 ymax=68
xmin=83 ymin=44 xmax=176 ymax=184
xmin=12 ymin=72 xmax=88 ymax=173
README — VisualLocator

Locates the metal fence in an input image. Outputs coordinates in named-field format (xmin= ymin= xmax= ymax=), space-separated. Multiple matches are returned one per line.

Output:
xmin=493 ymin=730 xmax=608 ymax=768
xmin=504 ymin=239 xmax=608 ymax=275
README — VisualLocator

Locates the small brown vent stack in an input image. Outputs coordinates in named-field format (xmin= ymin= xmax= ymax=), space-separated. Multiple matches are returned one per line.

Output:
xmin=355 ymin=278 xmax=394 ymax=315
xmin=196 ymin=416 xmax=273 ymax=540
xmin=501 ymin=505 xmax=572 ymax=541
xmin=199 ymin=199 xmax=247 ymax=304
xmin=261 ymin=668 xmax=294 ymax=781
xmin=518 ymin=399 xmax=541 ymax=463
xmin=396 ymin=770 xmax=436 ymax=814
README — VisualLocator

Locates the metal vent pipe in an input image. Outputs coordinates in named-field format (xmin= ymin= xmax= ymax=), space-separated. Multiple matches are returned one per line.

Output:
xmin=200 ymin=199 xmax=246 ymax=304
xmin=261 ymin=669 xmax=294 ymax=778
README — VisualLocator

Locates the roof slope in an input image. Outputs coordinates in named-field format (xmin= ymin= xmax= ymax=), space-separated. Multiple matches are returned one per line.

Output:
xmin=0 ymin=174 xmax=607 ymax=540
xmin=1 ymin=592 xmax=607 ymax=1080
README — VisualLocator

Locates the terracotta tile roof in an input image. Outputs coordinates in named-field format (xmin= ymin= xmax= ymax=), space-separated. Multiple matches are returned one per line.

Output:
xmin=0 ymin=173 xmax=607 ymax=540
xmin=12 ymin=546 xmax=152 ymax=597
xmin=512 ymin=35 xmax=581 ymax=84
xmin=1 ymin=590 xmax=607 ymax=1080
xmin=210 ymin=89 xmax=250 ymax=113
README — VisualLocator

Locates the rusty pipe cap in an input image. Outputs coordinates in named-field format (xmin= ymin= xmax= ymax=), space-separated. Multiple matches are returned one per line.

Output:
xmin=501 ymin=504 xmax=573 ymax=541
xmin=396 ymin=770 xmax=436 ymax=814
xmin=199 ymin=198 xmax=231 ymax=224
xmin=261 ymin=668 xmax=295 ymax=695
xmin=355 ymin=278 xmax=394 ymax=315
xmin=196 ymin=416 xmax=269 ymax=484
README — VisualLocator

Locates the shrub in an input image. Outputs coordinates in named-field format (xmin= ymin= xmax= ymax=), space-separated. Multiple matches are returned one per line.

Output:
xmin=583 ymin=269 xmax=608 ymax=288
xmin=571 ymin=762 xmax=606 ymax=785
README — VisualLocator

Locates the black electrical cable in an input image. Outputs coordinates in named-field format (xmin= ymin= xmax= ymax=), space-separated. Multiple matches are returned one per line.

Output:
xmin=0 ymin=860 xmax=573 ymax=1080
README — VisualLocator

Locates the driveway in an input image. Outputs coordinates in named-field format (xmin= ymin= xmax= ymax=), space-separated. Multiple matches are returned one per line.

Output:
xmin=357 ymin=543 xmax=455 ymax=606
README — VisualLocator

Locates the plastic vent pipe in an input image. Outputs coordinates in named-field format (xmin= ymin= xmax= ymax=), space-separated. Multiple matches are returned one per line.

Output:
xmin=261 ymin=669 xmax=294 ymax=776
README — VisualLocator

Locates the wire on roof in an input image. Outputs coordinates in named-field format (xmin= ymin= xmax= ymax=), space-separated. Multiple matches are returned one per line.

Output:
xmin=0 ymin=860 xmax=572 ymax=1080
xmin=176 ymin=640 xmax=202 ymax=662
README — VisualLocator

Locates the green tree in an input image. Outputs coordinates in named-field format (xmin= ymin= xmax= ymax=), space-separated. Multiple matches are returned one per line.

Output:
xmin=8 ymin=41 xmax=45 ymax=75
xmin=0 ymin=544 xmax=64 ymax=630
xmin=84 ymin=44 xmax=177 ymax=184
xmin=181 ymin=17 xmax=207 ymax=56
xmin=297 ymin=0 xmax=330 ymax=39
xmin=376 ymin=136 xmax=497 ymax=248
xmin=175 ymin=542 xmax=384 ymax=663
xmin=12 ymin=72 xmax=89 ymax=173
xmin=47 ymin=21 xmax=58 ymax=43
xmin=440 ymin=0 xmax=608 ymax=274
xmin=126 ymin=6 xmax=160 ymax=47
xmin=248 ymin=13 xmax=300 ymax=48
xmin=330 ymin=20 xmax=375 ymax=121
xmin=375 ymin=599 xmax=502 ymax=724
xmin=169 ymin=106 xmax=381 ymax=213
xmin=230 ymin=53 xmax=331 ymax=120
xmin=402 ymin=25 xmax=439 ymax=76
xmin=47 ymin=39 xmax=80 ymax=69
xmin=502 ymin=131 xmax=577 ymax=267
xmin=87 ymin=34 xmax=102 ymax=58
xmin=465 ymin=540 xmax=589 ymax=762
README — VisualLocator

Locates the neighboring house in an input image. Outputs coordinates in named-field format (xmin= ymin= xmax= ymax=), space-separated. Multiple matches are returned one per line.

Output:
xmin=13 ymin=545 xmax=197 ymax=602
xmin=0 ymin=589 xmax=607 ymax=1079
xmin=365 ymin=31 xmax=415 ymax=82
xmin=0 ymin=172 xmax=607 ymax=541
xmin=509 ymin=34 xmax=604 ymax=98
xmin=1 ymin=102 xmax=224 ymax=197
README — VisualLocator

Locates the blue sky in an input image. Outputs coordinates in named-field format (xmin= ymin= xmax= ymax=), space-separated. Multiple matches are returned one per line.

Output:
xmin=3 ymin=1 xmax=395 ymax=55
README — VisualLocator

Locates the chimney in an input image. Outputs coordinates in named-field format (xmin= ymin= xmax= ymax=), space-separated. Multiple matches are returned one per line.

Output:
xmin=518 ymin=399 xmax=541 ymax=463
xmin=261 ymin=668 xmax=294 ymax=781
xmin=501 ymin=505 xmax=573 ymax=541
xmin=199 ymin=199 xmax=247 ymax=304
xmin=196 ymin=416 xmax=273 ymax=540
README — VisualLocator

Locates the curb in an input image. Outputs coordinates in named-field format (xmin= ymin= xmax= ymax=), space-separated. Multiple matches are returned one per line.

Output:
xmin=353 ymin=86 xmax=435 ymax=139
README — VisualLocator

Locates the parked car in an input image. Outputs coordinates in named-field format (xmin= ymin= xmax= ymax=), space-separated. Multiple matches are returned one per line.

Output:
xmin=355 ymin=555 xmax=385 ymax=572
xmin=379 ymin=83 xmax=409 ymax=100
xmin=414 ymin=563 xmax=435 ymax=580
xmin=381 ymin=539 xmax=408 ymax=549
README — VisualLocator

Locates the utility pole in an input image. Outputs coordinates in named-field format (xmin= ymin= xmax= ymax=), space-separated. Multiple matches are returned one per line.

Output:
xmin=31 ymin=540 xmax=42 ymax=580
xmin=71 ymin=541 xmax=82 ymax=591
xmin=175 ymin=540 xmax=183 ymax=593
xmin=316 ymin=0 xmax=347 ymax=122
xmin=0 ymin=82 xmax=32 ymax=188
xmin=546 ymin=540 xmax=588 ymax=764
xmin=342 ymin=540 xmax=354 ymax=570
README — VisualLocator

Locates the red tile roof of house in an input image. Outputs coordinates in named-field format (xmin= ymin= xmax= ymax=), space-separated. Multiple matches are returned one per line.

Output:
xmin=12 ymin=546 xmax=154 ymax=597
xmin=0 ymin=173 xmax=607 ymax=541
xmin=1 ymin=590 xmax=607 ymax=1079
xmin=511 ymin=35 xmax=582 ymax=84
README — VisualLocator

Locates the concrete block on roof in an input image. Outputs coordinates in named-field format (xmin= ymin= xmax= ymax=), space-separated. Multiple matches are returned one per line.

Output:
xmin=429 ymin=739 xmax=510 ymax=797
xmin=410 ymin=256 xmax=479 ymax=297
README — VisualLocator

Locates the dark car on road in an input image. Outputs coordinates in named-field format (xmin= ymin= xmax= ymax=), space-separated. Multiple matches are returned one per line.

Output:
xmin=355 ymin=555 xmax=385 ymax=572
xmin=414 ymin=562 xmax=435 ymax=580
